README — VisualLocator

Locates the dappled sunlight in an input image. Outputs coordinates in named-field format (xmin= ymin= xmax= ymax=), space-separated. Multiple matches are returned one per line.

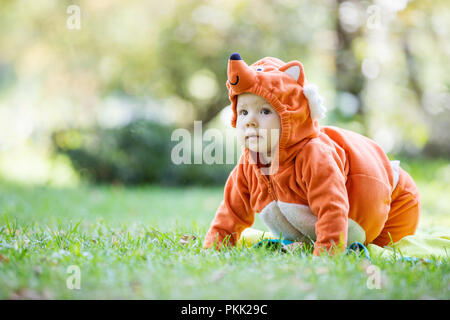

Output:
xmin=0 ymin=0 xmax=448 ymax=301
xmin=0 ymin=144 xmax=79 ymax=187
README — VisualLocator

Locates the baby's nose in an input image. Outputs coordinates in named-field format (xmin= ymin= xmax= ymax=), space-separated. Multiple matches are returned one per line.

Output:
xmin=246 ymin=119 xmax=257 ymax=128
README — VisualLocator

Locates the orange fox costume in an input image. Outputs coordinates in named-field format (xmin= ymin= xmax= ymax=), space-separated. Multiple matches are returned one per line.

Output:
xmin=203 ymin=53 xmax=420 ymax=255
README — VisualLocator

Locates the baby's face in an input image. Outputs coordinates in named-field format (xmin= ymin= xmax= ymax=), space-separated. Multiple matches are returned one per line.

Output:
xmin=236 ymin=93 xmax=281 ymax=157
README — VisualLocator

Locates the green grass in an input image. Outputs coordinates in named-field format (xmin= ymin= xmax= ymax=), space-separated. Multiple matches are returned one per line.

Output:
xmin=0 ymin=157 xmax=449 ymax=299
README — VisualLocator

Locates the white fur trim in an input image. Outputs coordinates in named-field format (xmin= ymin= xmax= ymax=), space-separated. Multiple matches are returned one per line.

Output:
xmin=259 ymin=201 xmax=366 ymax=244
xmin=277 ymin=201 xmax=317 ymax=240
xmin=259 ymin=201 xmax=308 ymax=241
xmin=283 ymin=65 xmax=300 ymax=82
xmin=390 ymin=160 xmax=400 ymax=191
xmin=303 ymin=83 xmax=327 ymax=120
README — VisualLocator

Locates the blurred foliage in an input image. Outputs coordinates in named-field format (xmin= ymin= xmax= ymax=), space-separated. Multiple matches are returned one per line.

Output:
xmin=0 ymin=0 xmax=449 ymax=185
xmin=52 ymin=120 xmax=234 ymax=185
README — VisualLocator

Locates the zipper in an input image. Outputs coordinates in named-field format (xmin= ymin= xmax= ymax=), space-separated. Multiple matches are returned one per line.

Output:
xmin=261 ymin=172 xmax=278 ymax=201
xmin=250 ymin=149 xmax=279 ymax=201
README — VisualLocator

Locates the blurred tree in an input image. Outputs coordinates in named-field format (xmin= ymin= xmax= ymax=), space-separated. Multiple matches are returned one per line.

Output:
xmin=153 ymin=0 xmax=335 ymax=128
xmin=0 ymin=0 xmax=449 ymax=186
xmin=399 ymin=1 xmax=450 ymax=157
xmin=335 ymin=0 xmax=368 ymax=134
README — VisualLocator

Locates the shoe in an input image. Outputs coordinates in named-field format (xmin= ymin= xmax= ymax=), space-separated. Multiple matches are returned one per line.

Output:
xmin=347 ymin=242 xmax=371 ymax=261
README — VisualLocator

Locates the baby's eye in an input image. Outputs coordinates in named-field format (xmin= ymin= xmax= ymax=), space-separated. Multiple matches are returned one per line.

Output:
xmin=239 ymin=109 xmax=248 ymax=116
xmin=261 ymin=108 xmax=271 ymax=115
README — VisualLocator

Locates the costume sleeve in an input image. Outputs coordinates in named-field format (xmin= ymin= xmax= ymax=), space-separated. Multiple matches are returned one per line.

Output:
xmin=202 ymin=158 xmax=254 ymax=249
xmin=297 ymin=142 xmax=349 ymax=256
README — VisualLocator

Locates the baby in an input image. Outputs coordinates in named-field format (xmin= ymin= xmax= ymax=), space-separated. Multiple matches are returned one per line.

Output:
xmin=203 ymin=53 xmax=420 ymax=255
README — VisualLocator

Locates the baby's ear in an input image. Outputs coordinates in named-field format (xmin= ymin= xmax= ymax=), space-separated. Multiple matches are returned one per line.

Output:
xmin=279 ymin=61 xmax=305 ymax=86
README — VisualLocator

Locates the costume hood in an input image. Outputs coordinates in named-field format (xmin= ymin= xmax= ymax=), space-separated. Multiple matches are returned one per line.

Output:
xmin=226 ymin=52 xmax=326 ymax=167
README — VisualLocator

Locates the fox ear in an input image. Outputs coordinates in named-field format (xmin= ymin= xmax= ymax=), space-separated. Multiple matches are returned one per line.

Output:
xmin=279 ymin=61 xmax=305 ymax=86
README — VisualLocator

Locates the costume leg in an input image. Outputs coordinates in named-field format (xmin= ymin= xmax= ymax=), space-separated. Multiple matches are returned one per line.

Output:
xmin=372 ymin=167 xmax=420 ymax=247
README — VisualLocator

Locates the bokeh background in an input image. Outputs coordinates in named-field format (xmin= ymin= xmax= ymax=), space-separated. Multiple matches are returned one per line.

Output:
xmin=1 ymin=0 xmax=450 ymax=300
xmin=0 ymin=0 xmax=449 ymax=187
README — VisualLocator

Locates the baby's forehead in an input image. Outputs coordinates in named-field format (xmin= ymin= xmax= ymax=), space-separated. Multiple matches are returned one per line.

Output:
xmin=237 ymin=93 xmax=268 ymax=106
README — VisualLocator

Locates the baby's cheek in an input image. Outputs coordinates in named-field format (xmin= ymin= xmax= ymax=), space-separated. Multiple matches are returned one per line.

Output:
xmin=236 ymin=128 xmax=246 ymax=146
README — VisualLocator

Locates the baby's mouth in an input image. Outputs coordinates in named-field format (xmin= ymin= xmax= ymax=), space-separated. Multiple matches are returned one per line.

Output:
xmin=246 ymin=134 xmax=262 ymax=140
xmin=245 ymin=130 xmax=263 ymax=139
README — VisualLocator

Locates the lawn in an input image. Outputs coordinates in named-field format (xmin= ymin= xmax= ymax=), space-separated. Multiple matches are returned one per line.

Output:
xmin=0 ymin=157 xmax=449 ymax=299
